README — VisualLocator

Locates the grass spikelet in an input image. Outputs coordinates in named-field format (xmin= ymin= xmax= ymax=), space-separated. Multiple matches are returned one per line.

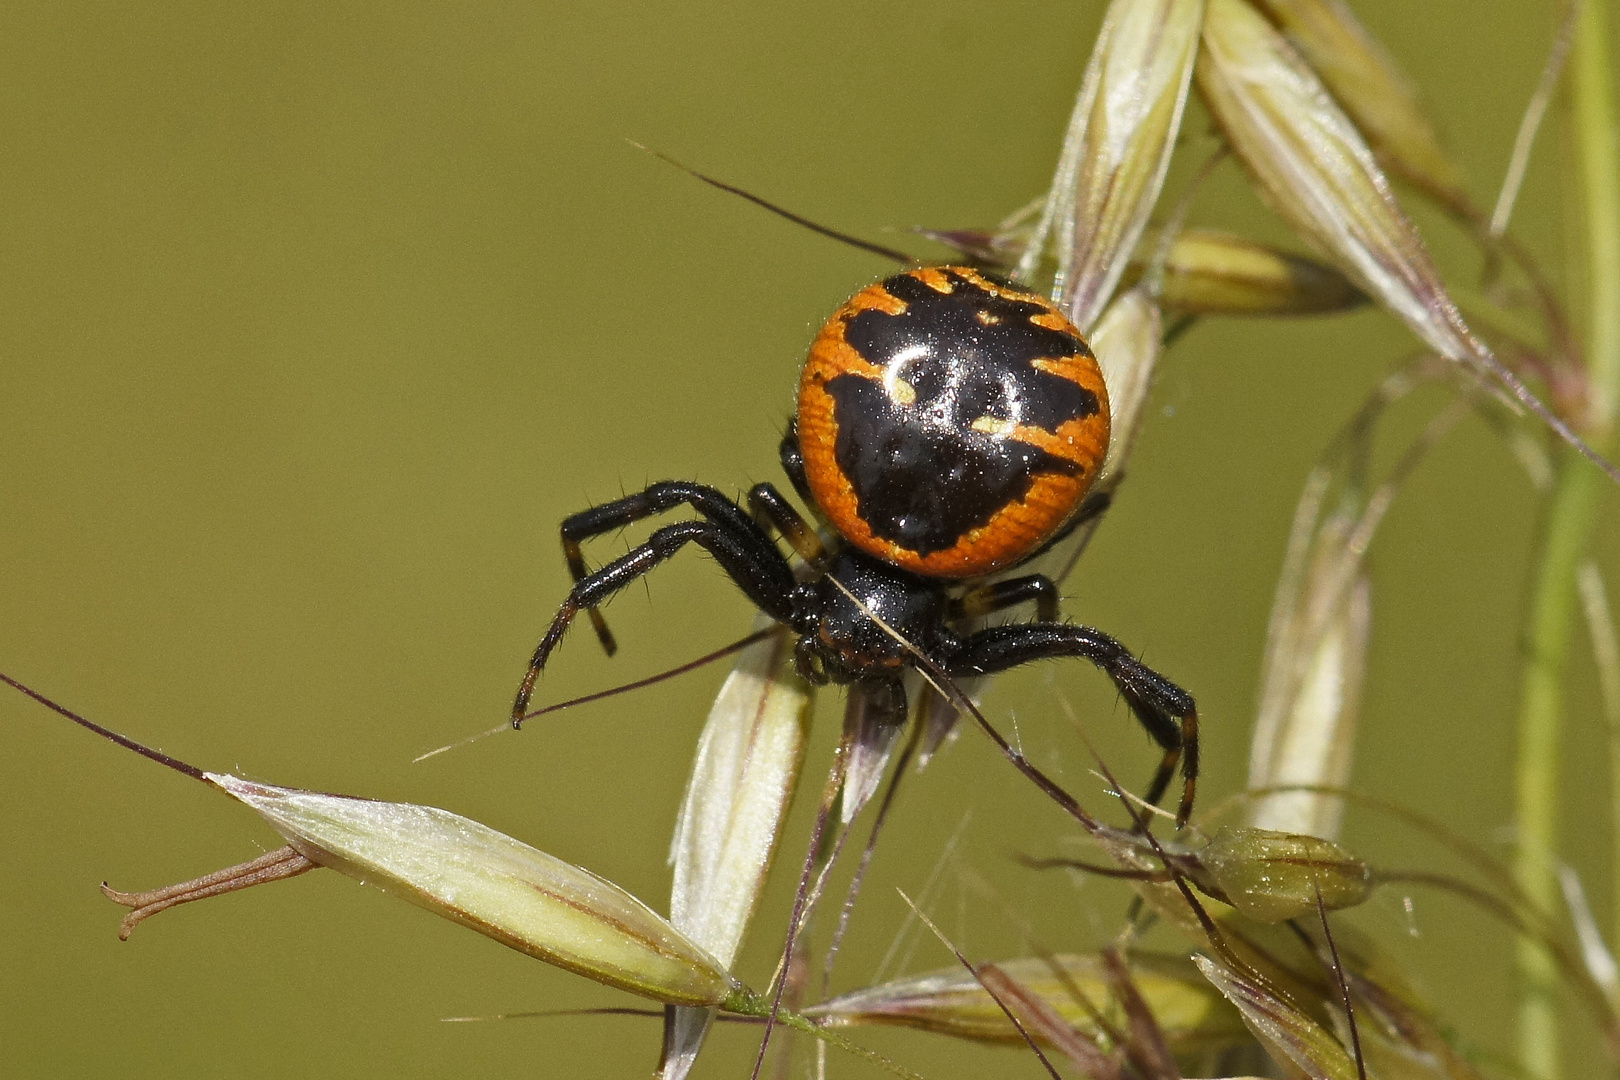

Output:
xmin=1196 ymin=826 xmax=1372 ymax=922
xmin=211 ymin=774 xmax=741 ymax=1008
xmin=661 ymin=624 xmax=812 ymax=1076
xmin=1194 ymin=952 xmax=1363 ymax=1080
xmin=1091 ymin=286 xmax=1164 ymax=482
xmin=1127 ymin=227 xmax=1367 ymax=317
xmin=1198 ymin=0 xmax=1617 ymax=482
xmin=1015 ymin=0 xmax=1205 ymax=330
xmin=1196 ymin=0 xmax=1474 ymax=362
xmin=809 ymin=953 xmax=1246 ymax=1055
xmin=1247 ymin=0 xmax=1469 ymax=208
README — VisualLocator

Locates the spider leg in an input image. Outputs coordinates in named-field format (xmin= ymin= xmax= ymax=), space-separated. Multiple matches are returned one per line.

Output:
xmin=778 ymin=421 xmax=816 ymax=508
xmin=950 ymin=573 xmax=1062 ymax=623
xmin=793 ymin=637 xmax=830 ymax=685
xmin=747 ymin=482 xmax=825 ymax=564
xmin=516 ymin=503 xmax=796 ymax=726
xmin=558 ymin=481 xmax=779 ymax=655
xmin=947 ymin=623 xmax=1198 ymax=826
xmin=926 ymin=574 xmax=1062 ymax=754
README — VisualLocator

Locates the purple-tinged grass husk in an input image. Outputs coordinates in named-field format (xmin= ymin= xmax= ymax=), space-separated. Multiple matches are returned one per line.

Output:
xmin=1195 ymin=952 xmax=1363 ymax=1080
xmin=809 ymin=952 xmax=1246 ymax=1057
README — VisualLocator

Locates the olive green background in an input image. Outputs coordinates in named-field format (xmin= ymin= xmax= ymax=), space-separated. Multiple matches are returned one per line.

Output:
xmin=2 ymin=2 xmax=1616 ymax=1077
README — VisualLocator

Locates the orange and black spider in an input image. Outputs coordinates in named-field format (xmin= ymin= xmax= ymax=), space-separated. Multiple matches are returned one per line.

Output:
xmin=511 ymin=264 xmax=1199 ymax=824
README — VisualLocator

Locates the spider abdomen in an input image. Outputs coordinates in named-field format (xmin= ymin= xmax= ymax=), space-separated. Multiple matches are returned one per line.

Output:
xmin=797 ymin=266 xmax=1109 ymax=579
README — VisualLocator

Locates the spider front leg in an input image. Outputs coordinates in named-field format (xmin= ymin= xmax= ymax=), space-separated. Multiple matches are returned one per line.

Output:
xmin=558 ymin=480 xmax=781 ymax=655
xmin=514 ymin=485 xmax=797 ymax=726
xmin=948 ymin=623 xmax=1199 ymax=826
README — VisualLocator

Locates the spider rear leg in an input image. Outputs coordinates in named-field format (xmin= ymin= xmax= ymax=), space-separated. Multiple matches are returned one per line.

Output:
xmin=948 ymin=623 xmax=1199 ymax=826
xmin=747 ymin=482 xmax=825 ymax=564
xmin=558 ymin=481 xmax=779 ymax=655
xmin=778 ymin=421 xmax=817 ymax=509
xmin=950 ymin=573 xmax=1062 ymax=623
xmin=516 ymin=496 xmax=796 ymax=726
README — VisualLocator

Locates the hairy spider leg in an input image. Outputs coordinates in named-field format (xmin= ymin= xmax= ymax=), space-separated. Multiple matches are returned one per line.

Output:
xmin=911 ymin=572 xmax=1064 ymax=749
xmin=951 ymin=574 xmax=1063 ymax=623
xmin=556 ymin=480 xmax=785 ymax=656
xmin=517 ymin=482 xmax=797 ymax=725
xmin=948 ymin=623 xmax=1199 ymax=826
xmin=746 ymin=482 xmax=825 ymax=564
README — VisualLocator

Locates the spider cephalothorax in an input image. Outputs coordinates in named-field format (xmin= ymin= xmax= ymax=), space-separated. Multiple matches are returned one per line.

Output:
xmin=513 ymin=266 xmax=1198 ymax=822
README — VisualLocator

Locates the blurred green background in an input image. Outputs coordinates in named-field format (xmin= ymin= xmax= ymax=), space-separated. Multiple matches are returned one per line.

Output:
xmin=2 ymin=2 xmax=1616 ymax=1076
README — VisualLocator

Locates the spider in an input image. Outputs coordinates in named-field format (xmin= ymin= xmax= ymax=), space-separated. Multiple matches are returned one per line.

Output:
xmin=512 ymin=265 xmax=1198 ymax=824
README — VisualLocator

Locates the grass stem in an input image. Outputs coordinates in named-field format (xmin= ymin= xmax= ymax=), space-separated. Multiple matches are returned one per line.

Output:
xmin=1515 ymin=1 xmax=1620 ymax=1076
xmin=1576 ymin=562 xmax=1620 ymax=959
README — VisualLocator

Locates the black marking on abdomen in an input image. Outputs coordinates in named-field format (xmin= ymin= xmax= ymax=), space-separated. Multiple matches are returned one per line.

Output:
xmin=844 ymin=271 xmax=1100 ymax=435
xmin=826 ymin=373 xmax=1082 ymax=556
xmin=825 ymin=269 xmax=1097 ymax=556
